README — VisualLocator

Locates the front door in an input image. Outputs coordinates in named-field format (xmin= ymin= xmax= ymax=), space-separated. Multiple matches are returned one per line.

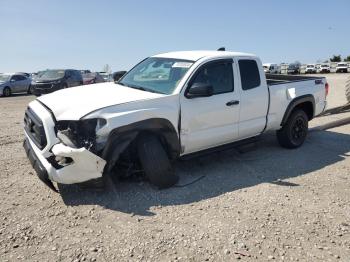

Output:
xmin=180 ymin=59 xmax=241 ymax=154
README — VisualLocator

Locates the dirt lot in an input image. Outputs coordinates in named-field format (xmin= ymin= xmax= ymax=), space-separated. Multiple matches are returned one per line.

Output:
xmin=1 ymin=74 xmax=350 ymax=261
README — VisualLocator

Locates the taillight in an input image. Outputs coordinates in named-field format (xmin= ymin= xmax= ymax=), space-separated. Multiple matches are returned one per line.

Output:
xmin=325 ymin=82 xmax=329 ymax=96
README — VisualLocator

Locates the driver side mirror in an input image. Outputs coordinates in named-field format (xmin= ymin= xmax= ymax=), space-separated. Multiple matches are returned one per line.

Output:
xmin=186 ymin=82 xmax=213 ymax=98
xmin=10 ymin=78 xmax=16 ymax=82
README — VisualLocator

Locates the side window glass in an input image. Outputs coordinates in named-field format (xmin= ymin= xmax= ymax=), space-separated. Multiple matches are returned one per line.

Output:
xmin=238 ymin=60 xmax=261 ymax=90
xmin=11 ymin=75 xmax=19 ymax=81
xmin=191 ymin=61 xmax=234 ymax=95
xmin=18 ymin=75 xmax=26 ymax=81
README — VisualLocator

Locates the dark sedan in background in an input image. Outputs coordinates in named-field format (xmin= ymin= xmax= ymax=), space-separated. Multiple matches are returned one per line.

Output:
xmin=31 ymin=69 xmax=83 ymax=96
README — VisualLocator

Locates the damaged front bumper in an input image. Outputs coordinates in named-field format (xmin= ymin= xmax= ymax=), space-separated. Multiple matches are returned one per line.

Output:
xmin=23 ymin=100 xmax=106 ymax=192
xmin=24 ymin=135 xmax=106 ymax=191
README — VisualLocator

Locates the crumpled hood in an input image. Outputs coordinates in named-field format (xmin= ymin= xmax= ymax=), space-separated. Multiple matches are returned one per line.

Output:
xmin=37 ymin=82 xmax=165 ymax=120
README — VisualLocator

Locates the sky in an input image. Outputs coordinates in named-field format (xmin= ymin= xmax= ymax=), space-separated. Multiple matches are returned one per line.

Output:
xmin=0 ymin=0 xmax=349 ymax=72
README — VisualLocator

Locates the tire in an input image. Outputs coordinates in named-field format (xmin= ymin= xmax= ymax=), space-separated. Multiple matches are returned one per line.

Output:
xmin=3 ymin=87 xmax=11 ymax=97
xmin=137 ymin=134 xmax=178 ymax=189
xmin=276 ymin=109 xmax=309 ymax=149
xmin=346 ymin=77 xmax=350 ymax=103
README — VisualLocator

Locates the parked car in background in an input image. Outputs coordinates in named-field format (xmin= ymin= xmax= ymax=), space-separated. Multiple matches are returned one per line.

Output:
xmin=112 ymin=71 xmax=127 ymax=82
xmin=99 ymin=72 xmax=112 ymax=82
xmin=336 ymin=63 xmax=348 ymax=73
xmin=31 ymin=69 xmax=83 ymax=96
xmin=319 ymin=64 xmax=331 ymax=73
xmin=82 ymin=72 xmax=105 ymax=85
xmin=287 ymin=63 xmax=300 ymax=74
xmin=0 ymin=73 xmax=31 ymax=97
xmin=305 ymin=64 xmax=317 ymax=74
xmin=263 ymin=63 xmax=279 ymax=74
xmin=80 ymin=70 xmax=91 ymax=74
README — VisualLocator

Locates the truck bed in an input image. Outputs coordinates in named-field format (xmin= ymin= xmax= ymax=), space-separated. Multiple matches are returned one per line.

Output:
xmin=266 ymin=74 xmax=324 ymax=86
xmin=265 ymin=74 xmax=327 ymax=132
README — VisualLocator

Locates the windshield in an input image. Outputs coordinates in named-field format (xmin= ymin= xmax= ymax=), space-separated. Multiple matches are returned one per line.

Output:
xmin=0 ymin=74 xmax=10 ymax=82
xmin=307 ymin=65 xmax=314 ymax=68
xmin=338 ymin=63 xmax=347 ymax=67
xmin=321 ymin=65 xmax=328 ymax=68
xmin=119 ymin=57 xmax=193 ymax=94
xmin=38 ymin=70 xmax=65 ymax=79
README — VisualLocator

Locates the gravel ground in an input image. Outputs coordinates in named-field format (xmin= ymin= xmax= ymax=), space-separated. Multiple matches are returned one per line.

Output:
xmin=0 ymin=74 xmax=350 ymax=261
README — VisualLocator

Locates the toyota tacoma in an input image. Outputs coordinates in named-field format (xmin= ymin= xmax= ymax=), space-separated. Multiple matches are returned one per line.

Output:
xmin=23 ymin=50 xmax=328 ymax=192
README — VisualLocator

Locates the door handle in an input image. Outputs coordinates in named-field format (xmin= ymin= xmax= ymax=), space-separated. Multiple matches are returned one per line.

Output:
xmin=226 ymin=100 xmax=240 ymax=106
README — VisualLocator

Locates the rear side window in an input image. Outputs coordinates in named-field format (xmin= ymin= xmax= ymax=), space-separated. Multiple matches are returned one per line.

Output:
xmin=17 ymin=75 xmax=27 ymax=81
xmin=191 ymin=61 xmax=234 ymax=95
xmin=238 ymin=60 xmax=261 ymax=90
xmin=72 ymin=70 xmax=82 ymax=80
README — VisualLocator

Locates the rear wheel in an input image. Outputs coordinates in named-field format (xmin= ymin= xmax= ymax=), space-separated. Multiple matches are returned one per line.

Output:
xmin=277 ymin=109 xmax=308 ymax=149
xmin=137 ymin=134 xmax=178 ymax=189
xmin=3 ymin=87 xmax=11 ymax=97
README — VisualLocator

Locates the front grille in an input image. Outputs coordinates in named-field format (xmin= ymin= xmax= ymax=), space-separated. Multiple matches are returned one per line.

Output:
xmin=24 ymin=107 xmax=47 ymax=149
xmin=34 ymin=83 xmax=52 ymax=89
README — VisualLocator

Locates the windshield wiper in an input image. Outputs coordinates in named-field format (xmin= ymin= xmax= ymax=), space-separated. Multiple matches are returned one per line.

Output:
xmin=118 ymin=83 xmax=162 ymax=94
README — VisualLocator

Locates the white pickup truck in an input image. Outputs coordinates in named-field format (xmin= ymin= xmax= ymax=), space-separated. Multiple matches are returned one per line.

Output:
xmin=23 ymin=50 xmax=328 ymax=192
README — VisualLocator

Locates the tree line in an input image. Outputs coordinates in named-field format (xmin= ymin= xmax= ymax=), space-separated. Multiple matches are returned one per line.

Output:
xmin=328 ymin=55 xmax=350 ymax=62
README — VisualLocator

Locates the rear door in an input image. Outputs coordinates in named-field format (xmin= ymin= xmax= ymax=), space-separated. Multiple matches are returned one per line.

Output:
xmin=180 ymin=59 xmax=241 ymax=154
xmin=236 ymin=58 xmax=269 ymax=139
xmin=65 ymin=70 xmax=74 ymax=87
xmin=72 ymin=70 xmax=82 ymax=86
xmin=16 ymin=75 xmax=29 ymax=92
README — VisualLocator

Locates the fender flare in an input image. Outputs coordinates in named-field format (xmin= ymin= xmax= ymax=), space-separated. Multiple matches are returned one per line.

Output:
xmin=101 ymin=118 xmax=180 ymax=173
xmin=280 ymin=95 xmax=315 ymax=126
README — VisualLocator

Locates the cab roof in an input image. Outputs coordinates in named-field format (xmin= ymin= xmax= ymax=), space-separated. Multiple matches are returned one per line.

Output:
xmin=152 ymin=50 xmax=255 ymax=61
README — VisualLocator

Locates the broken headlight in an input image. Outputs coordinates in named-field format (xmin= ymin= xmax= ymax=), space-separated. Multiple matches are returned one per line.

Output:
xmin=55 ymin=118 xmax=106 ymax=153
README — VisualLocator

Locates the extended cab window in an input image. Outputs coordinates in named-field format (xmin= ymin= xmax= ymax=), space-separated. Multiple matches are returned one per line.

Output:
xmin=191 ymin=61 xmax=234 ymax=95
xmin=238 ymin=60 xmax=261 ymax=90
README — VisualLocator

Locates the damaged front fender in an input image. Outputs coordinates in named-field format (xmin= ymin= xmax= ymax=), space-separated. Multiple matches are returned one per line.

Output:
xmin=50 ymin=143 xmax=106 ymax=184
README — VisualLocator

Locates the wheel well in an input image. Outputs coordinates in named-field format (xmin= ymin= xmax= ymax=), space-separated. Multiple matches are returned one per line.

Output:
xmin=281 ymin=96 xmax=315 ymax=126
xmin=293 ymin=101 xmax=314 ymax=120
xmin=101 ymin=119 xmax=180 ymax=174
